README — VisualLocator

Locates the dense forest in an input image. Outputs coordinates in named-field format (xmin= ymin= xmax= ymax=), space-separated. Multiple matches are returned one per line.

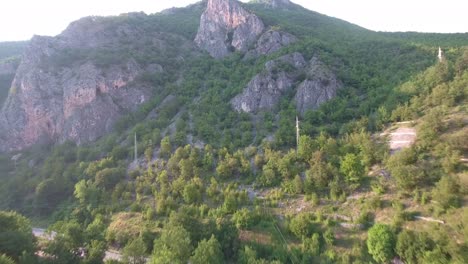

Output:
xmin=0 ymin=1 xmax=467 ymax=263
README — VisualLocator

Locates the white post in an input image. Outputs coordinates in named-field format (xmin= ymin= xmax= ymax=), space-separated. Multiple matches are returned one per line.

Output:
xmin=296 ymin=116 xmax=300 ymax=153
xmin=438 ymin=47 xmax=443 ymax=62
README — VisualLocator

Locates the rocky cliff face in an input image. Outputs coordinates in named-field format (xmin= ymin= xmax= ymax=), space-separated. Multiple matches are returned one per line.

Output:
xmin=295 ymin=56 xmax=342 ymax=114
xmin=246 ymin=30 xmax=297 ymax=57
xmin=195 ymin=0 xmax=265 ymax=58
xmin=253 ymin=0 xmax=293 ymax=9
xmin=231 ymin=53 xmax=341 ymax=114
xmin=231 ymin=52 xmax=306 ymax=113
xmin=0 ymin=39 xmax=146 ymax=151
xmin=0 ymin=15 xmax=194 ymax=152
xmin=269 ymin=0 xmax=292 ymax=8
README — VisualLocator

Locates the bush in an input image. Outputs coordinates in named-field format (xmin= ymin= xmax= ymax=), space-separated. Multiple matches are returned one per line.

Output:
xmin=431 ymin=176 xmax=462 ymax=209
xmin=0 ymin=211 xmax=35 ymax=260
xmin=367 ymin=224 xmax=396 ymax=263
xmin=289 ymin=213 xmax=317 ymax=239
xmin=232 ymin=208 xmax=255 ymax=229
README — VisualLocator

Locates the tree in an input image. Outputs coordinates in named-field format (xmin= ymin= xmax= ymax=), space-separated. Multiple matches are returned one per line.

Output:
xmin=298 ymin=135 xmax=317 ymax=161
xmin=367 ymin=224 xmax=396 ymax=263
xmin=191 ymin=235 xmax=223 ymax=264
xmin=431 ymin=176 xmax=461 ymax=208
xmin=83 ymin=240 xmax=106 ymax=264
xmin=223 ymin=192 xmax=239 ymax=213
xmin=238 ymin=246 xmax=270 ymax=264
xmin=123 ymin=237 xmax=147 ymax=264
xmin=44 ymin=220 xmax=87 ymax=264
xmin=306 ymin=151 xmax=333 ymax=189
xmin=0 ymin=211 xmax=35 ymax=260
xmin=183 ymin=182 xmax=202 ymax=205
xmin=0 ymin=254 xmax=15 ymax=264
xmin=95 ymin=167 xmax=124 ymax=190
xmin=293 ymin=175 xmax=303 ymax=194
xmin=74 ymin=180 xmax=101 ymax=207
xmin=34 ymin=178 xmax=63 ymax=214
xmin=149 ymin=245 xmax=177 ymax=264
xmin=289 ymin=213 xmax=316 ymax=239
xmin=215 ymin=220 xmax=239 ymax=260
xmin=302 ymin=233 xmax=321 ymax=256
xmin=340 ymin=153 xmax=365 ymax=183
xmin=152 ymin=224 xmax=192 ymax=264
xmin=232 ymin=208 xmax=254 ymax=229
xmin=323 ymin=228 xmax=335 ymax=246
xmin=396 ymin=230 xmax=432 ymax=264
xmin=160 ymin=136 xmax=172 ymax=158
xmin=421 ymin=246 xmax=450 ymax=264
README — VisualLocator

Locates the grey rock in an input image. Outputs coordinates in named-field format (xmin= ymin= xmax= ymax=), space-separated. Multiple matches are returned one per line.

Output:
xmin=269 ymin=0 xmax=293 ymax=8
xmin=231 ymin=71 xmax=292 ymax=113
xmin=231 ymin=52 xmax=306 ymax=113
xmin=0 ymin=16 xmax=195 ymax=152
xmin=295 ymin=56 xmax=342 ymax=114
xmin=232 ymin=53 xmax=342 ymax=114
xmin=146 ymin=64 xmax=164 ymax=74
xmin=253 ymin=0 xmax=293 ymax=9
xmin=247 ymin=30 xmax=297 ymax=57
xmin=265 ymin=52 xmax=306 ymax=71
xmin=195 ymin=0 xmax=265 ymax=58
xmin=0 ymin=51 xmax=147 ymax=151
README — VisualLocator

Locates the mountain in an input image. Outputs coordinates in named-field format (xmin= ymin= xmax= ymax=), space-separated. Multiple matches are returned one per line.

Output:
xmin=0 ymin=13 xmax=199 ymax=152
xmin=1 ymin=0 xmax=458 ymax=152
xmin=0 ymin=1 xmax=466 ymax=263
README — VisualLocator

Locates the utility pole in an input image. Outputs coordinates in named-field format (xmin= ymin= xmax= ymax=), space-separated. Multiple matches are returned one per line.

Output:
xmin=296 ymin=116 xmax=300 ymax=154
xmin=134 ymin=133 xmax=138 ymax=164
xmin=438 ymin=47 xmax=443 ymax=62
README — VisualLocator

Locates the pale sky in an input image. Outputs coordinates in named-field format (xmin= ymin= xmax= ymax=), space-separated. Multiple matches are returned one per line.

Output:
xmin=0 ymin=0 xmax=467 ymax=42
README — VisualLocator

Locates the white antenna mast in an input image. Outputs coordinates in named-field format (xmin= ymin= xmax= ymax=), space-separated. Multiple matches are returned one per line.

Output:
xmin=438 ymin=47 xmax=443 ymax=62
xmin=296 ymin=116 xmax=300 ymax=153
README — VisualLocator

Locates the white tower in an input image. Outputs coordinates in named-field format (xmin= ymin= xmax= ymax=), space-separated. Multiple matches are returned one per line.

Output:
xmin=438 ymin=47 xmax=443 ymax=62
xmin=296 ymin=116 xmax=300 ymax=153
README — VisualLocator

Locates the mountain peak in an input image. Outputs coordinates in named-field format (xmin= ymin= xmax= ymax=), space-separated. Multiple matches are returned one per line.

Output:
xmin=195 ymin=0 xmax=265 ymax=58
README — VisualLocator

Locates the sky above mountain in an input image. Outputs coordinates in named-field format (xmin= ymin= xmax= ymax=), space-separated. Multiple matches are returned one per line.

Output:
xmin=0 ymin=0 xmax=467 ymax=41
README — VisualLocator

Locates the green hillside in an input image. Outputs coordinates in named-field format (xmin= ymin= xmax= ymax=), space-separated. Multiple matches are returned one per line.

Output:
xmin=0 ymin=1 xmax=466 ymax=263
xmin=0 ymin=41 xmax=27 ymax=61
xmin=0 ymin=42 xmax=25 ymax=108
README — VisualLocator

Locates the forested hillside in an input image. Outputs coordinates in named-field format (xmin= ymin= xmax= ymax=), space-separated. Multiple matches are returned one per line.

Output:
xmin=0 ymin=0 xmax=466 ymax=263
xmin=0 ymin=41 xmax=25 ymax=107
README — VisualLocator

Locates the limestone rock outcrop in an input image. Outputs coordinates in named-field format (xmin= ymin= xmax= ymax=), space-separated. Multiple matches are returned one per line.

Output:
xmin=231 ymin=52 xmax=306 ymax=113
xmin=268 ymin=0 xmax=293 ymax=8
xmin=253 ymin=0 xmax=293 ymax=9
xmin=195 ymin=0 xmax=265 ymax=58
xmin=0 ymin=15 xmax=194 ymax=152
xmin=232 ymin=53 xmax=342 ymax=114
xmin=247 ymin=30 xmax=297 ymax=57
xmin=295 ymin=56 xmax=342 ymax=114
xmin=0 ymin=38 xmax=147 ymax=151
